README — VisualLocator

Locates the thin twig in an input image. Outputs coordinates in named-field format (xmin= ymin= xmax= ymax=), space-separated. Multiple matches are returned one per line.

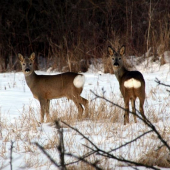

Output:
xmin=155 ymin=78 xmax=170 ymax=88
xmin=62 ymin=150 xmax=97 ymax=167
xmin=65 ymin=152 xmax=102 ymax=170
xmin=109 ymin=130 xmax=153 ymax=153
xmin=34 ymin=142 xmax=60 ymax=168
xmin=61 ymin=121 xmax=99 ymax=151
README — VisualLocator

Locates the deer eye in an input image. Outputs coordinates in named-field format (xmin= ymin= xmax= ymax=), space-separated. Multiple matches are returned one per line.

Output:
xmin=118 ymin=57 xmax=121 ymax=60
xmin=29 ymin=63 xmax=32 ymax=65
xmin=112 ymin=58 xmax=115 ymax=61
xmin=23 ymin=63 xmax=26 ymax=66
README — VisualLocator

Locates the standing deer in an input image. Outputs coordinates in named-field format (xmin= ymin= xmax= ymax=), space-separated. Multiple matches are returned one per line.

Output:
xmin=18 ymin=53 xmax=88 ymax=123
xmin=108 ymin=45 xmax=146 ymax=125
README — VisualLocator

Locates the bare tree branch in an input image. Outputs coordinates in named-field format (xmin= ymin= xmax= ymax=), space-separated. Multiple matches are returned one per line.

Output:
xmin=65 ymin=152 xmax=102 ymax=170
xmin=35 ymin=121 xmax=100 ymax=170
xmin=34 ymin=142 xmax=60 ymax=168
xmin=90 ymin=90 xmax=170 ymax=152
xmin=34 ymin=87 xmax=170 ymax=170
xmin=10 ymin=141 xmax=14 ymax=170
xmin=61 ymin=121 xmax=160 ymax=170
xmin=155 ymin=78 xmax=170 ymax=88
xmin=62 ymin=150 xmax=96 ymax=167
xmin=55 ymin=121 xmax=66 ymax=170
xmin=108 ymin=130 xmax=153 ymax=153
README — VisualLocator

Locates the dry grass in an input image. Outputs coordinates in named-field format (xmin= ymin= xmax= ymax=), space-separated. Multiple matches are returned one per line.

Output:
xmin=49 ymin=96 xmax=124 ymax=126
xmin=138 ymin=145 xmax=170 ymax=168
xmin=1 ymin=91 xmax=170 ymax=169
xmin=0 ymin=96 xmax=120 ymax=169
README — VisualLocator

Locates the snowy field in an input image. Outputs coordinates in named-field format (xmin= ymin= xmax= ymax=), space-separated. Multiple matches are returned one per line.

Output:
xmin=1 ymin=59 xmax=170 ymax=169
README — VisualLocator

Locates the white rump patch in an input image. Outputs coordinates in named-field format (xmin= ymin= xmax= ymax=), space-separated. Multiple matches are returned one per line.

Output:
xmin=124 ymin=78 xmax=141 ymax=88
xmin=73 ymin=75 xmax=85 ymax=88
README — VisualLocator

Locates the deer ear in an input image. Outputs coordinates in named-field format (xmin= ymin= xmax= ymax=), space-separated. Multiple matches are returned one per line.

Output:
xmin=18 ymin=53 xmax=24 ymax=62
xmin=30 ymin=52 xmax=35 ymax=61
xmin=119 ymin=45 xmax=125 ymax=55
xmin=107 ymin=46 xmax=115 ymax=56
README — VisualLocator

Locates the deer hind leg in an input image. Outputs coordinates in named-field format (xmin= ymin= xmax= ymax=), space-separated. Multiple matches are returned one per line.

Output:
xmin=39 ymin=99 xmax=51 ymax=123
xmin=139 ymin=98 xmax=146 ymax=121
xmin=70 ymin=86 xmax=89 ymax=118
xmin=71 ymin=96 xmax=84 ymax=119
xmin=124 ymin=99 xmax=130 ymax=125
xmin=131 ymin=99 xmax=137 ymax=123
xmin=46 ymin=100 xmax=51 ymax=122
xmin=78 ymin=96 xmax=89 ymax=118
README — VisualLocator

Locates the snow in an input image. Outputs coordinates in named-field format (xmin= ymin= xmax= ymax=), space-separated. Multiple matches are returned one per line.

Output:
xmin=1 ymin=60 xmax=170 ymax=169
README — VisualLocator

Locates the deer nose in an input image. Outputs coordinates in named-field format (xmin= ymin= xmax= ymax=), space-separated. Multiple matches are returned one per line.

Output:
xmin=114 ymin=62 xmax=119 ymax=67
xmin=25 ymin=68 xmax=30 ymax=72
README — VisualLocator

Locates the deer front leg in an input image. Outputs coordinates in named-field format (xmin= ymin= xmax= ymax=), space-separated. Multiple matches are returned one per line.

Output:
xmin=39 ymin=99 xmax=51 ymax=123
xmin=39 ymin=99 xmax=45 ymax=123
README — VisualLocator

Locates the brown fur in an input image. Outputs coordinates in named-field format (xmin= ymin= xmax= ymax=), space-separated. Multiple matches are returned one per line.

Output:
xmin=108 ymin=46 xmax=146 ymax=125
xmin=18 ymin=53 xmax=88 ymax=122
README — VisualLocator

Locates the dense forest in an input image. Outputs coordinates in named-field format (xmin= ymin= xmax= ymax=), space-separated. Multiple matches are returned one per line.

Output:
xmin=0 ymin=0 xmax=170 ymax=72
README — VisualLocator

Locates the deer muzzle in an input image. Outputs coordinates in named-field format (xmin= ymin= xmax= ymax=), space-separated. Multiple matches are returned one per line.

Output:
xmin=25 ymin=68 xmax=31 ymax=73
xmin=113 ymin=62 xmax=119 ymax=67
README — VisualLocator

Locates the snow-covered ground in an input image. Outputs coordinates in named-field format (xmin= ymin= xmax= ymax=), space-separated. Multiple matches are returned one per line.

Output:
xmin=1 ymin=59 xmax=170 ymax=169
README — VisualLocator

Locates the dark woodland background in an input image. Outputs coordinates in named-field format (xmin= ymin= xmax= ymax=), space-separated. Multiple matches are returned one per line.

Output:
xmin=0 ymin=0 xmax=170 ymax=72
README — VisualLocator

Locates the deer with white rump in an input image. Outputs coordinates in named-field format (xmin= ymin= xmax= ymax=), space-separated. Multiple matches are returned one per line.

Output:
xmin=18 ymin=53 xmax=88 ymax=123
xmin=108 ymin=46 xmax=146 ymax=125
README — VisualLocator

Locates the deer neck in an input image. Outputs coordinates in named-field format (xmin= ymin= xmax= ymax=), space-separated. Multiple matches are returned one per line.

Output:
xmin=25 ymin=71 xmax=37 ymax=88
xmin=114 ymin=66 xmax=128 ymax=84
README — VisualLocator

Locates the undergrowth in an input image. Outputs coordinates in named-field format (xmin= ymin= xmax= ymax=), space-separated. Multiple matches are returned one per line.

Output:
xmin=0 ymin=93 xmax=170 ymax=169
